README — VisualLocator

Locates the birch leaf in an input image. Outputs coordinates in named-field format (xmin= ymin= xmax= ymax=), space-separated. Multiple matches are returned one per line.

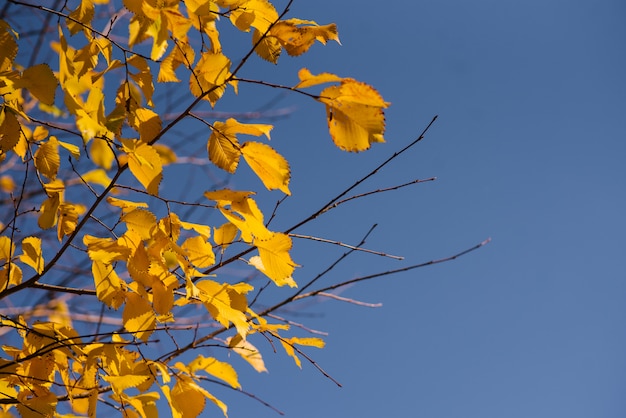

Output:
xmin=241 ymin=141 xmax=290 ymax=195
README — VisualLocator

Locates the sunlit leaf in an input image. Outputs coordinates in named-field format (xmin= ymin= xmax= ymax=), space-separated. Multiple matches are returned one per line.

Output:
xmin=92 ymin=260 xmax=126 ymax=309
xmin=252 ymin=233 xmax=298 ymax=287
xmin=188 ymin=355 xmax=241 ymax=389
xmin=123 ymin=292 xmax=156 ymax=341
xmin=124 ymin=141 xmax=163 ymax=195
xmin=227 ymin=335 xmax=267 ymax=373
xmin=34 ymin=136 xmax=60 ymax=180
xmin=17 ymin=63 xmax=58 ymax=105
xmin=241 ymin=141 xmax=290 ymax=194
xmin=319 ymin=79 xmax=390 ymax=152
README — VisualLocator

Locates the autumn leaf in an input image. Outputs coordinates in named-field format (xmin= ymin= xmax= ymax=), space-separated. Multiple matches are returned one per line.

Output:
xmin=123 ymin=292 xmax=156 ymax=341
xmin=319 ymin=79 xmax=390 ymax=152
xmin=188 ymin=355 xmax=241 ymax=389
xmin=123 ymin=141 xmax=163 ymax=195
xmin=189 ymin=50 xmax=232 ymax=106
xmin=0 ymin=108 xmax=22 ymax=154
xmin=34 ymin=136 xmax=60 ymax=180
xmin=295 ymin=67 xmax=344 ymax=89
xmin=92 ymin=260 xmax=126 ymax=309
xmin=181 ymin=235 xmax=215 ymax=268
xmin=196 ymin=279 xmax=251 ymax=336
xmin=57 ymin=202 xmax=85 ymax=241
xmin=252 ymin=232 xmax=298 ymax=287
xmin=241 ymin=141 xmax=290 ymax=194
xmin=208 ymin=118 xmax=273 ymax=173
xmin=227 ymin=335 xmax=267 ymax=373
xmin=279 ymin=336 xmax=325 ymax=368
xmin=16 ymin=63 xmax=58 ymax=105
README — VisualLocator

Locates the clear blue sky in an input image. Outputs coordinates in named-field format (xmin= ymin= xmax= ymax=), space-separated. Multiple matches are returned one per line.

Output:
xmin=206 ymin=0 xmax=626 ymax=417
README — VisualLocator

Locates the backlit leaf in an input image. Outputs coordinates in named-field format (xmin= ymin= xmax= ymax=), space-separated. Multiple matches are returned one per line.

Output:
xmin=57 ymin=202 xmax=85 ymax=241
xmin=34 ymin=136 xmax=60 ymax=180
xmin=124 ymin=141 xmax=163 ymax=195
xmin=17 ymin=63 xmax=58 ymax=105
xmin=189 ymin=50 xmax=231 ymax=106
xmin=81 ymin=169 xmax=112 ymax=188
xmin=241 ymin=141 xmax=290 ymax=194
xmin=188 ymin=355 xmax=240 ymax=389
xmin=279 ymin=336 xmax=325 ymax=368
xmin=92 ymin=260 xmax=126 ymax=309
xmin=319 ymin=79 xmax=389 ymax=152
xmin=227 ymin=335 xmax=267 ymax=373
xmin=0 ymin=108 xmax=21 ymax=154
xmin=0 ymin=20 xmax=18 ymax=72
xmin=181 ymin=236 xmax=215 ymax=268
xmin=295 ymin=67 xmax=344 ymax=89
xmin=19 ymin=237 xmax=43 ymax=274
xmin=252 ymin=232 xmax=298 ymax=287
xmin=123 ymin=292 xmax=156 ymax=341
xmin=129 ymin=108 xmax=162 ymax=143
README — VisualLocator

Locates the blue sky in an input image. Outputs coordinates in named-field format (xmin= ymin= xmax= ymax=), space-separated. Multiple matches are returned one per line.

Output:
xmin=206 ymin=0 xmax=626 ymax=417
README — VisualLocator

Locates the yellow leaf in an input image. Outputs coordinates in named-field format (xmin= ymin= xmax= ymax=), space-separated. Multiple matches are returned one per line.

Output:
xmin=295 ymin=67 xmax=344 ymax=89
xmin=270 ymin=20 xmax=339 ymax=57
xmin=38 ymin=191 xmax=61 ymax=229
xmin=163 ymin=376 xmax=228 ymax=418
xmin=58 ymin=140 xmax=81 ymax=159
xmin=90 ymin=137 xmax=116 ymax=170
xmin=241 ymin=141 xmax=290 ymax=194
xmin=229 ymin=0 xmax=277 ymax=33
xmin=0 ymin=263 xmax=22 ymax=290
xmin=213 ymin=222 xmax=238 ymax=252
xmin=188 ymin=355 xmax=240 ymax=389
xmin=92 ymin=260 xmax=126 ymax=309
xmin=17 ymin=63 xmax=58 ymax=105
xmin=207 ymin=119 xmax=272 ymax=173
xmin=189 ymin=50 xmax=231 ymax=106
xmin=196 ymin=280 xmax=250 ymax=336
xmin=252 ymin=233 xmax=298 ymax=287
xmin=67 ymin=0 xmax=95 ymax=35
xmin=34 ymin=136 xmax=60 ymax=180
xmin=84 ymin=234 xmax=130 ymax=264
xmin=279 ymin=336 xmax=325 ymax=369
xmin=153 ymin=143 xmax=177 ymax=165
xmin=219 ymin=200 xmax=271 ymax=243
xmin=0 ymin=175 xmax=15 ymax=193
xmin=129 ymin=108 xmax=162 ymax=143
xmin=204 ymin=189 xmax=254 ymax=205
xmin=226 ymin=335 xmax=267 ymax=373
xmin=158 ymin=42 xmax=195 ymax=82
xmin=0 ymin=20 xmax=18 ymax=72
xmin=16 ymin=390 xmax=57 ymax=418
xmin=19 ymin=237 xmax=43 ymax=274
xmin=103 ymin=374 xmax=151 ymax=394
xmin=181 ymin=236 xmax=215 ymax=269
xmin=0 ymin=108 xmax=22 ymax=154
xmin=252 ymin=28 xmax=282 ymax=63
xmin=123 ymin=292 xmax=156 ymax=341
xmin=319 ymin=79 xmax=390 ymax=152
xmin=180 ymin=221 xmax=212 ymax=239
xmin=122 ymin=208 xmax=157 ymax=241
xmin=0 ymin=235 xmax=15 ymax=261
xmin=124 ymin=141 xmax=163 ymax=195
xmin=128 ymin=55 xmax=156 ymax=106
xmin=207 ymin=125 xmax=241 ymax=173
xmin=152 ymin=274 xmax=176 ymax=315
xmin=81 ymin=168 xmax=112 ymax=188
xmin=57 ymin=202 xmax=85 ymax=241
xmin=107 ymin=196 xmax=148 ymax=213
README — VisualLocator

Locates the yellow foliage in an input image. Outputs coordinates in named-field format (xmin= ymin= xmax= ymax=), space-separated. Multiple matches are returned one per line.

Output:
xmin=0 ymin=1 xmax=394 ymax=414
